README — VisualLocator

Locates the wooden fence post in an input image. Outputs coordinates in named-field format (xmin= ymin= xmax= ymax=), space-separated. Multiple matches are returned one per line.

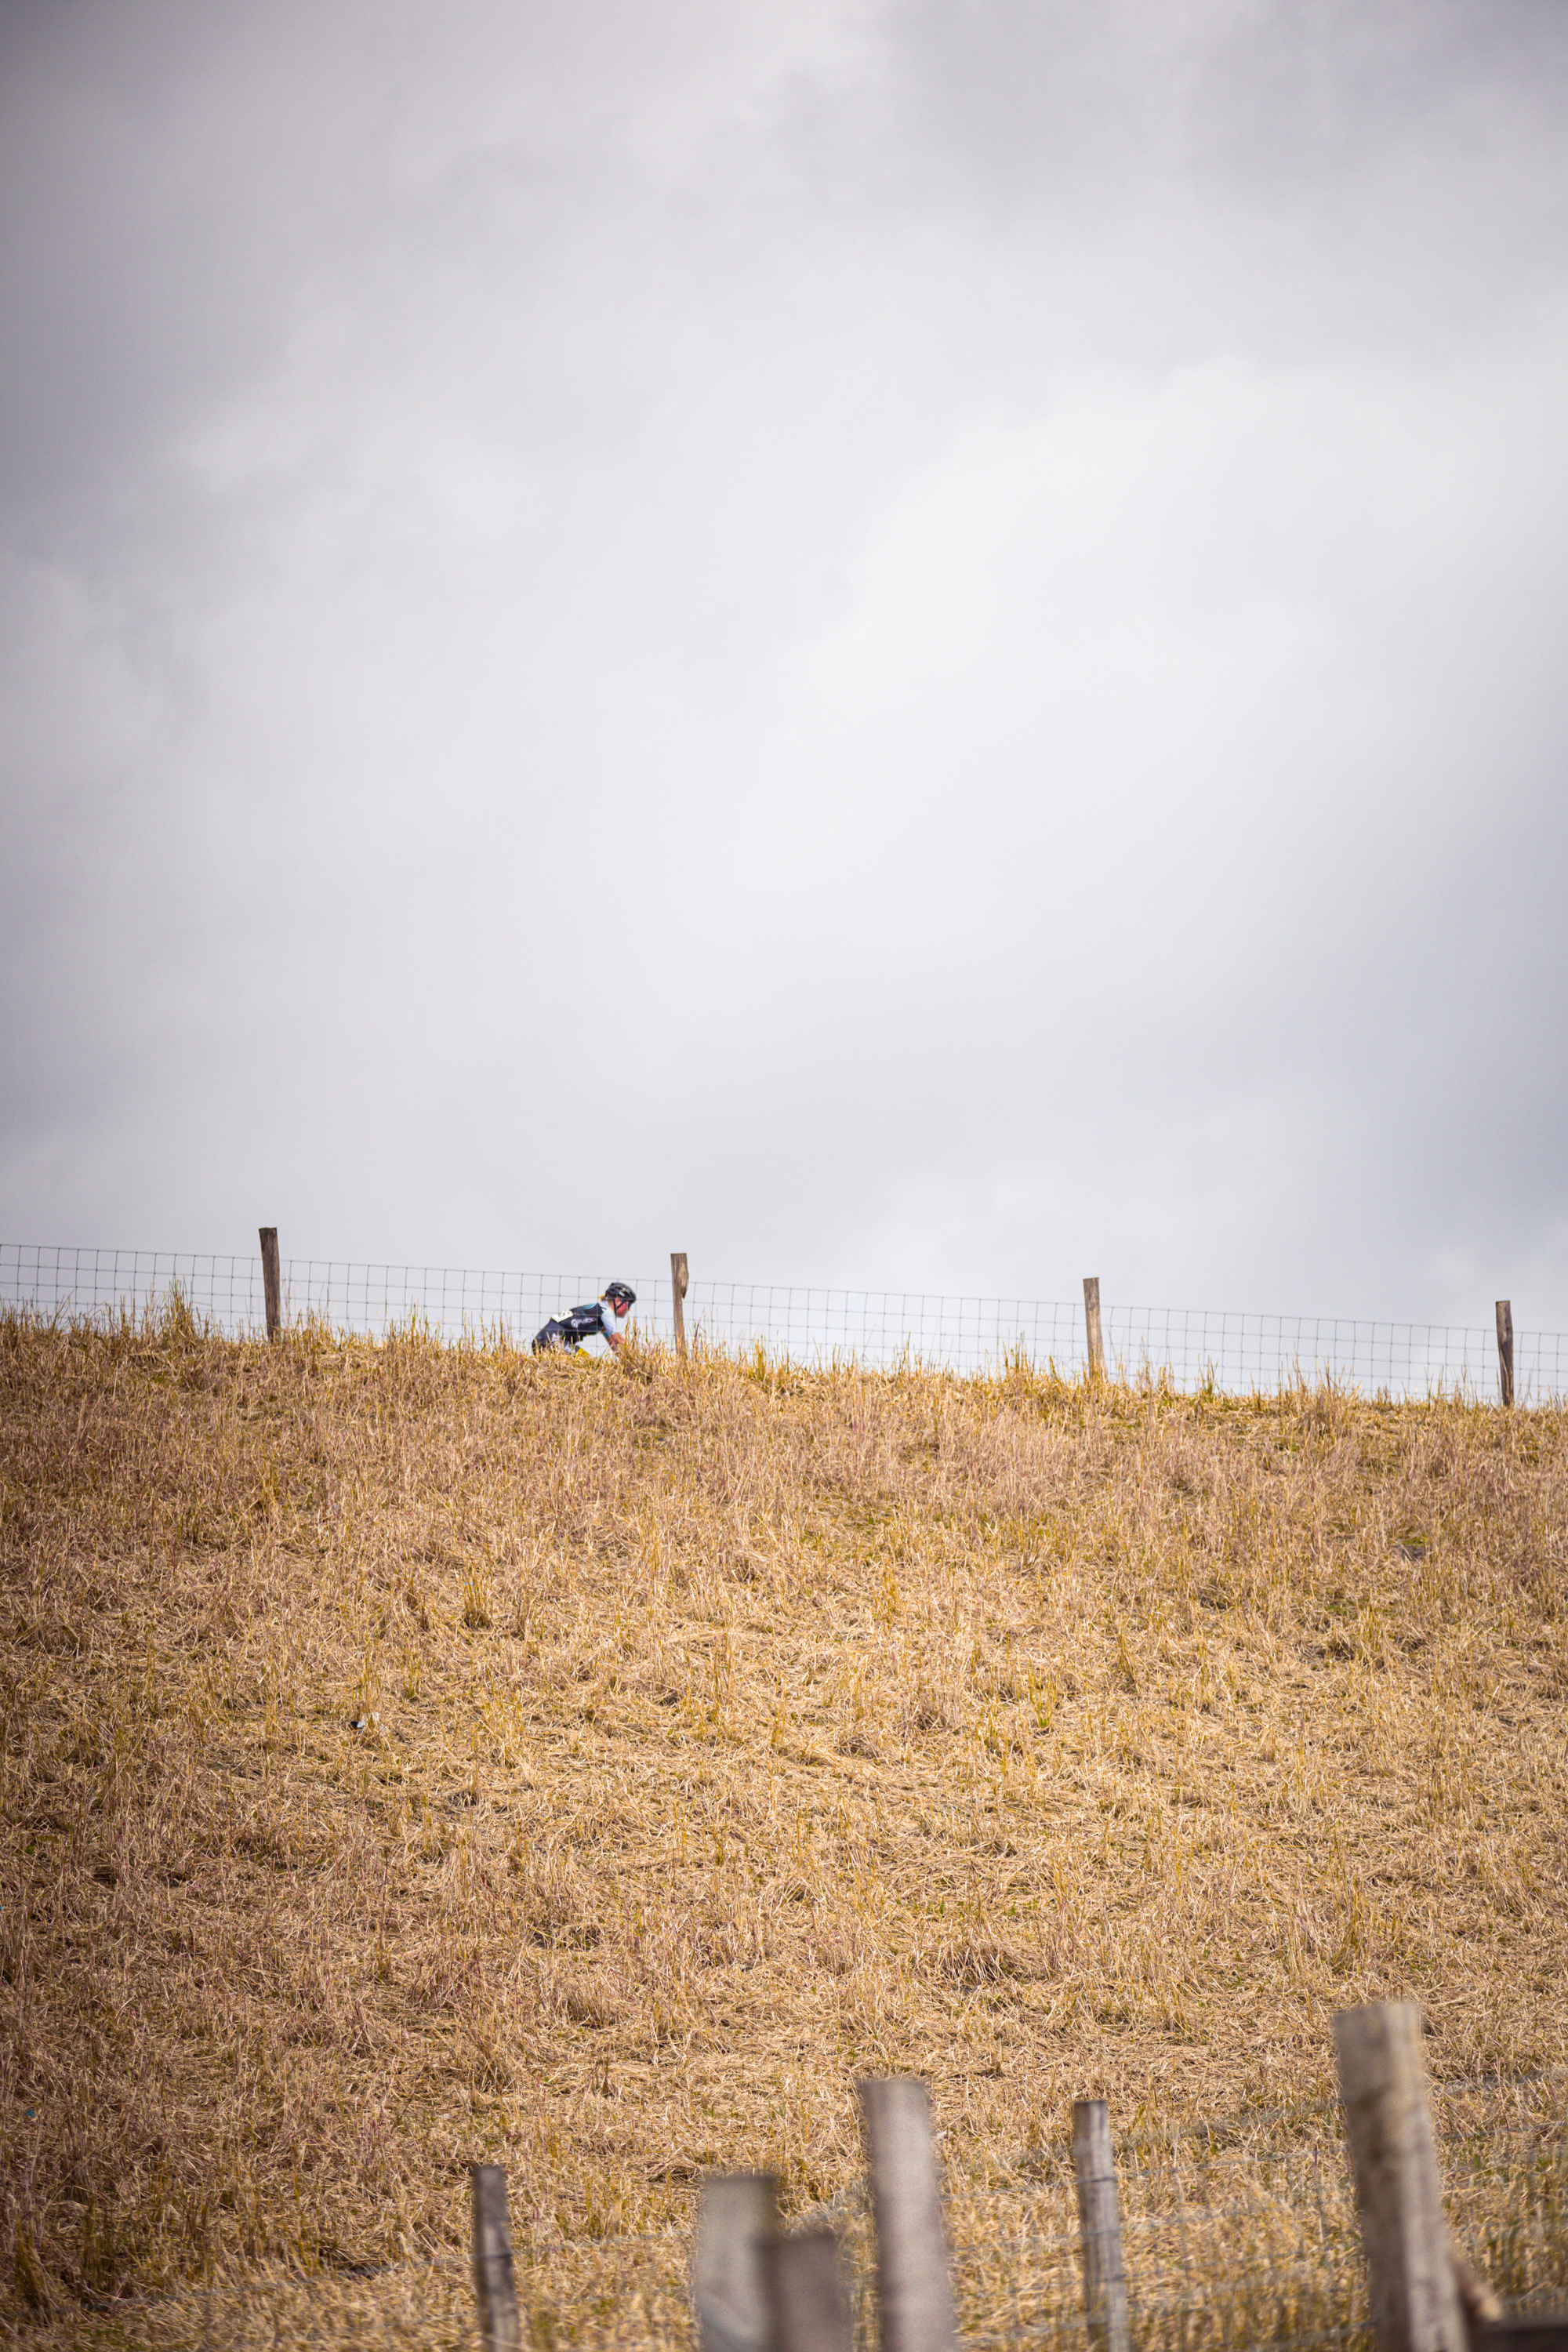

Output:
xmin=1334 ymin=2002 xmax=1465 ymax=2352
xmin=857 ymin=2077 xmax=956 ymax=2352
xmin=760 ymin=2227 xmax=852 ymax=2352
xmin=1071 ymin=2100 xmax=1130 ymax=2352
xmin=470 ymin=2165 xmax=522 ymax=2352
xmin=1083 ymin=1277 xmax=1105 ymax=1385
xmin=1496 ymin=1301 xmax=1514 ymax=1409
xmin=692 ymin=2172 xmax=779 ymax=2352
xmin=259 ymin=1228 xmax=281 ymax=1342
xmin=672 ymin=1252 xmax=690 ymax=1363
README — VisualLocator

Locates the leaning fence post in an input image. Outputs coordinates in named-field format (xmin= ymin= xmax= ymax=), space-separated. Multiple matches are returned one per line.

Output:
xmin=259 ymin=1227 xmax=281 ymax=1342
xmin=693 ymin=2172 xmax=779 ymax=2352
xmin=1334 ymin=2002 xmax=1466 ymax=2352
xmin=1083 ymin=1277 xmax=1105 ymax=1385
xmin=470 ymin=2165 xmax=522 ymax=2352
xmin=1071 ymin=2100 xmax=1130 ymax=2352
xmin=760 ymin=2227 xmax=852 ymax=2352
xmin=672 ymin=1252 xmax=690 ymax=1363
xmin=857 ymin=2077 xmax=956 ymax=2352
xmin=1496 ymin=1301 xmax=1514 ymax=1408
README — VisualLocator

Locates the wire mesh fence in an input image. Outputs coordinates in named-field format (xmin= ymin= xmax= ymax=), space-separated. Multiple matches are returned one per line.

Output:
xmin=65 ymin=2105 xmax=1568 ymax=2352
xmin=4 ymin=1241 xmax=1566 ymax=1401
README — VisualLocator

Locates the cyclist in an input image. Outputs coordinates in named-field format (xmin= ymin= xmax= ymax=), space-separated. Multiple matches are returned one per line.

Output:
xmin=532 ymin=1280 xmax=637 ymax=1356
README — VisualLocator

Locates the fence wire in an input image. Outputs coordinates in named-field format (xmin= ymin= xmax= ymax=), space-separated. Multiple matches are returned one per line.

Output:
xmin=4 ymin=1243 xmax=1565 ymax=1402
xmin=66 ymin=2111 xmax=1568 ymax=2351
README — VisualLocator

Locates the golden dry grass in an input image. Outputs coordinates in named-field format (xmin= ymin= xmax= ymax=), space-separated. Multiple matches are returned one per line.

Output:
xmin=2 ymin=1301 xmax=1566 ymax=2343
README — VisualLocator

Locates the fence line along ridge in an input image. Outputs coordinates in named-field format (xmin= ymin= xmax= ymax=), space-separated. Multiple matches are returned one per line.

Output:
xmin=2 ymin=1240 xmax=1563 ymax=1402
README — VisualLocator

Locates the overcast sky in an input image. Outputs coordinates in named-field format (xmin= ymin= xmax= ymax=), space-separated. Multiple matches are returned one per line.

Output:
xmin=2 ymin=0 xmax=1566 ymax=1328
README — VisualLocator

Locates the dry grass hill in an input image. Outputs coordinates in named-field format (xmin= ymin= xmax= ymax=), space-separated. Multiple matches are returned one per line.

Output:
xmin=2 ymin=1301 xmax=1566 ymax=2343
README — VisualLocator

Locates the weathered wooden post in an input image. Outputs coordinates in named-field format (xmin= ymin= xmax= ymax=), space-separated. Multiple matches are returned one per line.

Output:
xmin=1496 ymin=1301 xmax=1514 ymax=1409
xmin=672 ymin=1251 xmax=690 ymax=1363
xmin=1334 ymin=2002 xmax=1465 ymax=2352
xmin=760 ymin=2227 xmax=852 ymax=2352
xmin=259 ymin=1227 xmax=281 ymax=1342
xmin=693 ymin=2172 xmax=779 ymax=2352
xmin=1083 ymin=1277 xmax=1105 ymax=1385
xmin=1071 ymin=2100 xmax=1130 ymax=2352
xmin=470 ymin=2165 xmax=522 ymax=2352
xmin=857 ymin=2077 xmax=956 ymax=2352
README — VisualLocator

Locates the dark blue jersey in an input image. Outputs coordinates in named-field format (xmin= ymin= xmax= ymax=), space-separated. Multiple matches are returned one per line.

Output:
xmin=532 ymin=1301 xmax=613 ymax=1354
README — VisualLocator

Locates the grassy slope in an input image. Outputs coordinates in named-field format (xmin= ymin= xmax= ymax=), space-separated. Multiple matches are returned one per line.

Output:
xmin=2 ymin=1305 xmax=1566 ymax=2325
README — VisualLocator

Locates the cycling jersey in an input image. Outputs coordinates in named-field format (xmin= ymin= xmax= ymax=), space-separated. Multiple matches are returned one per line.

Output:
xmin=532 ymin=1299 xmax=622 ymax=1355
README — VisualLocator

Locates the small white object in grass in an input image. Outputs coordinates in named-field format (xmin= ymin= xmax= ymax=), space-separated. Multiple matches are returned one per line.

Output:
xmin=350 ymin=1711 xmax=380 ymax=1732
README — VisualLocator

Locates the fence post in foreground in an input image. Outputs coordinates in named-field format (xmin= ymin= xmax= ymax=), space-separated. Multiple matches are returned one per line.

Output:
xmin=1083 ymin=1277 xmax=1105 ymax=1385
xmin=672 ymin=1251 xmax=690 ymax=1363
xmin=1334 ymin=2002 xmax=1465 ymax=2352
xmin=858 ymin=2076 xmax=956 ymax=2352
xmin=259 ymin=1228 xmax=281 ymax=1342
xmin=760 ymin=2227 xmax=852 ymax=2352
xmin=1496 ymin=1301 xmax=1515 ymax=1408
xmin=1071 ymin=2100 xmax=1130 ymax=2352
xmin=470 ymin=2165 xmax=522 ymax=2352
xmin=693 ymin=2172 xmax=779 ymax=2352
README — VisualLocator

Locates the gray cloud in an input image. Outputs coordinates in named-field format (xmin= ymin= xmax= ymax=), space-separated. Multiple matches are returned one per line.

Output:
xmin=2 ymin=0 xmax=1566 ymax=1331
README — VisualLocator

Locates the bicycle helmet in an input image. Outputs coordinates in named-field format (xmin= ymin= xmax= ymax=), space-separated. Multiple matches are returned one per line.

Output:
xmin=602 ymin=1280 xmax=637 ymax=1309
